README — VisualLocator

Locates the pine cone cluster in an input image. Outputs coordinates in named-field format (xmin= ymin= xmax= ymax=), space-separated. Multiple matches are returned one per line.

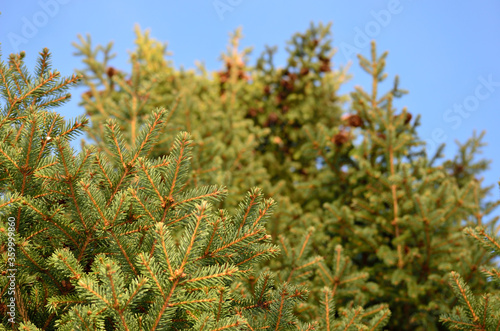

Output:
xmin=218 ymin=59 xmax=248 ymax=83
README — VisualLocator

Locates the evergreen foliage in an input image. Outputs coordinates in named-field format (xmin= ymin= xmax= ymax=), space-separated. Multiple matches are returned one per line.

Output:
xmin=73 ymin=22 xmax=499 ymax=330
xmin=0 ymin=45 xmax=388 ymax=330
xmin=440 ymin=225 xmax=500 ymax=330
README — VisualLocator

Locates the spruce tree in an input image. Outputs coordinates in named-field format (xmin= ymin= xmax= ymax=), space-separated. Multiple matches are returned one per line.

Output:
xmin=0 ymin=47 xmax=390 ymax=330
xmin=305 ymin=42 xmax=499 ymax=330
xmin=73 ymin=23 xmax=498 ymax=330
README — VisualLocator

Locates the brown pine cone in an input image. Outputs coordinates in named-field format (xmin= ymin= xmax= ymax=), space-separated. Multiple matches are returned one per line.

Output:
xmin=319 ymin=62 xmax=331 ymax=73
xmin=394 ymin=112 xmax=412 ymax=125
xmin=106 ymin=66 xmax=117 ymax=78
xmin=342 ymin=114 xmax=363 ymax=128
xmin=404 ymin=112 xmax=412 ymax=124
xmin=268 ymin=112 xmax=279 ymax=124
xmin=82 ymin=90 xmax=93 ymax=98
xmin=332 ymin=130 xmax=350 ymax=146
xmin=218 ymin=72 xmax=229 ymax=83
xmin=247 ymin=108 xmax=258 ymax=117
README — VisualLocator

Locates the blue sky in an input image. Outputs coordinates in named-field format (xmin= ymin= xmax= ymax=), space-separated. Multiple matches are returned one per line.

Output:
xmin=1 ymin=1 xmax=500 ymax=207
